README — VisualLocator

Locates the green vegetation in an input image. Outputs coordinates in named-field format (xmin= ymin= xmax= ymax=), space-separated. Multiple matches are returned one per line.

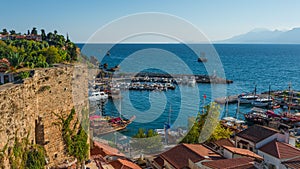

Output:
xmin=53 ymin=108 xmax=89 ymax=164
xmin=0 ymin=142 xmax=8 ymax=169
xmin=181 ymin=102 xmax=232 ymax=144
xmin=37 ymin=85 xmax=51 ymax=93
xmin=130 ymin=128 xmax=163 ymax=154
xmin=296 ymin=142 xmax=300 ymax=149
xmin=3 ymin=132 xmax=46 ymax=169
xmin=0 ymin=27 xmax=78 ymax=72
xmin=18 ymin=71 xmax=30 ymax=79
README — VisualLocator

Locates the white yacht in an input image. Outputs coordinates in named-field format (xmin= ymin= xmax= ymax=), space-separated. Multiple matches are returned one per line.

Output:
xmin=88 ymin=91 xmax=108 ymax=101
xmin=239 ymin=95 xmax=258 ymax=104
xmin=251 ymin=98 xmax=272 ymax=107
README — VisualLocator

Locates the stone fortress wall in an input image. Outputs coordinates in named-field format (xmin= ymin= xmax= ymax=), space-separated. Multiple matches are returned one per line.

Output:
xmin=0 ymin=64 xmax=89 ymax=167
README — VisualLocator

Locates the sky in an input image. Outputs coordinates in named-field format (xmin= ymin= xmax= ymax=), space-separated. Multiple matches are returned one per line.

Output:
xmin=1 ymin=0 xmax=300 ymax=43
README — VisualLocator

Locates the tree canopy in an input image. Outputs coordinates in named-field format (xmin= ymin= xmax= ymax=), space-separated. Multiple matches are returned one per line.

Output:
xmin=0 ymin=28 xmax=79 ymax=71
xmin=130 ymin=128 xmax=163 ymax=154
xmin=180 ymin=102 xmax=232 ymax=143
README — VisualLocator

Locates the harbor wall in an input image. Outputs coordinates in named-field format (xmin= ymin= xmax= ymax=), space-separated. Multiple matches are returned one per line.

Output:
xmin=0 ymin=64 xmax=89 ymax=167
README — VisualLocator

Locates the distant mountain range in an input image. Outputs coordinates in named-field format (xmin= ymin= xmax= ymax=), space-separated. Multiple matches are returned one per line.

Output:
xmin=219 ymin=27 xmax=300 ymax=44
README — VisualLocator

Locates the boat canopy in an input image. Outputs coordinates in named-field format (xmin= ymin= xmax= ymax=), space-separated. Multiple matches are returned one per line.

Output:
xmin=251 ymin=107 xmax=266 ymax=113
xmin=222 ymin=117 xmax=236 ymax=122
xmin=90 ymin=115 xmax=102 ymax=120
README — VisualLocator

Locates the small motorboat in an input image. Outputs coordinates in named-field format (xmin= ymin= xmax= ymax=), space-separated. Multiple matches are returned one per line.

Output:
xmin=198 ymin=52 xmax=207 ymax=62
xmin=198 ymin=57 xmax=208 ymax=62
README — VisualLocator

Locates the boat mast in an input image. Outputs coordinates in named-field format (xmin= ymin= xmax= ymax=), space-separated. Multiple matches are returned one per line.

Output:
xmin=169 ymin=104 xmax=172 ymax=125
xmin=202 ymin=94 xmax=207 ymax=114
xmin=268 ymin=84 xmax=271 ymax=99
xmin=164 ymin=104 xmax=172 ymax=145
xmin=236 ymin=98 xmax=240 ymax=120
xmin=225 ymin=96 xmax=229 ymax=117
xmin=288 ymin=82 xmax=292 ymax=113
xmin=119 ymin=99 xmax=122 ymax=118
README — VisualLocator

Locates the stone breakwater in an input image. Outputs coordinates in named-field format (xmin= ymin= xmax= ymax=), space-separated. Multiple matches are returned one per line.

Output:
xmin=0 ymin=64 xmax=89 ymax=168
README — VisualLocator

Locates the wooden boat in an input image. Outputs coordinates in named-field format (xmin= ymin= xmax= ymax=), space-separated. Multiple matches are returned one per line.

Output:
xmin=244 ymin=107 xmax=269 ymax=125
xmin=220 ymin=117 xmax=247 ymax=133
xmin=108 ymin=65 xmax=120 ymax=72
xmin=91 ymin=115 xmax=135 ymax=136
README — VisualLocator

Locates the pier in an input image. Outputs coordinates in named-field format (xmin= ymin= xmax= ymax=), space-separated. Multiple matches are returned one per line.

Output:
xmin=214 ymin=93 xmax=271 ymax=104
xmin=214 ymin=95 xmax=240 ymax=104
xmin=97 ymin=72 xmax=233 ymax=84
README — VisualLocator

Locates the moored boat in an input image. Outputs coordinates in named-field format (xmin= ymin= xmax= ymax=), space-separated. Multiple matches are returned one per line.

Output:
xmin=90 ymin=115 xmax=136 ymax=136
xmin=89 ymin=91 xmax=108 ymax=101
xmin=251 ymin=98 xmax=273 ymax=107
xmin=244 ymin=107 xmax=269 ymax=125
xmin=220 ymin=117 xmax=247 ymax=132
xmin=198 ymin=57 xmax=208 ymax=62
xmin=239 ymin=95 xmax=259 ymax=104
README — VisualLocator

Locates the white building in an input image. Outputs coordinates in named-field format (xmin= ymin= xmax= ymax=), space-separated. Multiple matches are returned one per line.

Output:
xmin=235 ymin=125 xmax=289 ymax=153
xmin=258 ymin=140 xmax=300 ymax=169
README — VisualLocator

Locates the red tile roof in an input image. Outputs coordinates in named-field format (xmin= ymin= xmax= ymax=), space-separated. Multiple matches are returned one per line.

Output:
xmin=159 ymin=143 xmax=222 ymax=168
xmin=0 ymin=58 xmax=10 ymax=72
xmin=282 ymin=156 xmax=300 ymax=169
xmin=259 ymin=140 xmax=300 ymax=159
xmin=109 ymin=159 xmax=141 ymax=169
xmin=153 ymin=156 xmax=164 ymax=167
xmin=202 ymin=157 xmax=256 ymax=169
xmin=223 ymin=146 xmax=263 ymax=160
xmin=214 ymin=138 xmax=235 ymax=147
xmin=91 ymin=141 xmax=125 ymax=157
xmin=236 ymin=125 xmax=278 ymax=143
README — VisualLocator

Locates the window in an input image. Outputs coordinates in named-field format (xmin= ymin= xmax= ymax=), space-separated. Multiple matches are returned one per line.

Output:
xmin=4 ymin=75 xmax=9 ymax=83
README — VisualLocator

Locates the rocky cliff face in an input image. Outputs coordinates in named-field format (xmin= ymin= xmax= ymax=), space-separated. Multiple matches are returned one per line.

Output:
xmin=0 ymin=64 xmax=89 ymax=167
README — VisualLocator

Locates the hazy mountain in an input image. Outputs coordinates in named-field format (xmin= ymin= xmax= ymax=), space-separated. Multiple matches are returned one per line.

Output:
xmin=220 ymin=27 xmax=300 ymax=44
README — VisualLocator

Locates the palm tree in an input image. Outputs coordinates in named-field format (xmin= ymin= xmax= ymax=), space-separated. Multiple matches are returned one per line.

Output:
xmin=6 ymin=52 xmax=24 ymax=73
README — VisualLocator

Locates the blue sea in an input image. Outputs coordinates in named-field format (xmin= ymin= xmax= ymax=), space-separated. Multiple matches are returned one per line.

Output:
xmin=78 ymin=44 xmax=300 ymax=136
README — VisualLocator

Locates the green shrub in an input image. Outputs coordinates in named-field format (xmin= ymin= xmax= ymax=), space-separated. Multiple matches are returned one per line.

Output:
xmin=18 ymin=71 xmax=30 ymax=79
xmin=53 ymin=108 xmax=89 ymax=164
xmin=37 ymin=86 xmax=51 ymax=93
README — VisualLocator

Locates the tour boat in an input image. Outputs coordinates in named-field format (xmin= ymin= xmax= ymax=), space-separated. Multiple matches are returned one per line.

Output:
xmin=244 ymin=107 xmax=269 ymax=125
xmin=90 ymin=115 xmax=136 ymax=136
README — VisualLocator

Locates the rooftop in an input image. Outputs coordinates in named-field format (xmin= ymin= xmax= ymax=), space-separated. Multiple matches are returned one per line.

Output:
xmin=91 ymin=141 xmax=124 ymax=157
xmin=282 ymin=156 xmax=300 ymax=169
xmin=259 ymin=140 xmax=300 ymax=159
xmin=109 ymin=159 xmax=141 ymax=169
xmin=158 ymin=143 xmax=222 ymax=168
xmin=223 ymin=146 xmax=263 ymax=160
xmin=236 ymin=125 xmax=278 ymax=143
xmin=214 ymin=138 xmax=235 ymax=147
xmin=201 ymin=157 xmax=257 ymax=169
